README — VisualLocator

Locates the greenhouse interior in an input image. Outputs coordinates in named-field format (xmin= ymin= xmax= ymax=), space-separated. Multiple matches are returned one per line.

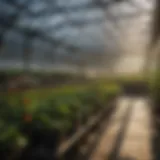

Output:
xmin=0 ymin=0 xmax=160 ymax=160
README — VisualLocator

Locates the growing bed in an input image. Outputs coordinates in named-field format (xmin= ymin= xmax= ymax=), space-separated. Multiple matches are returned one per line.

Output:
xmin=0 ymin=82 xmax=121 ymax=160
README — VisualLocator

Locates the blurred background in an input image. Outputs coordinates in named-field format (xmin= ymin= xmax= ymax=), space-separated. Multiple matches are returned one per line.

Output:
xmin=0 ymin=0 xmax=160 ymax=160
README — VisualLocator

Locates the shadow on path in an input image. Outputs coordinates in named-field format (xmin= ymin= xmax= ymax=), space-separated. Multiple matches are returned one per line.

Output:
xmin=117 ymin=158 xmax=135 ymax=160
xmin=107 ymin=100 xmax=133 ymax=160
xmin=151 ymin=115 xmax=160 ymax=160
xmin=77 ymin=102 xmax=117 ymax=160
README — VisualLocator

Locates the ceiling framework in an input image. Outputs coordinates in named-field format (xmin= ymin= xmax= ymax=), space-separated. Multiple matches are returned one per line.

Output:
xmin=0 ymin=0 xmax=152 ymax=70
xmin=0 ymin=0 xmax=151 ymax=47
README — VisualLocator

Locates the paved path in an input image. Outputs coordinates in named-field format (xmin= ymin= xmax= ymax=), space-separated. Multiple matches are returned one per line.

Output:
xmin=89 ymin=96 xmax=153 ymax=160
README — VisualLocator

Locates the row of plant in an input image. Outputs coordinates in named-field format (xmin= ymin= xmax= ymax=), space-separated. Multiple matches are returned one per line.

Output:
xmin=0 ymin=70 xmax=89 ymax=88
xmin=150 ymin=71 xmax=160 ymax=112
xmin=0 ymin=83 xmax=121 ymax=160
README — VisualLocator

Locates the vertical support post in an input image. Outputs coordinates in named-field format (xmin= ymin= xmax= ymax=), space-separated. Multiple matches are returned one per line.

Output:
xmin=23 ymin=33 xmax=31 ymax=75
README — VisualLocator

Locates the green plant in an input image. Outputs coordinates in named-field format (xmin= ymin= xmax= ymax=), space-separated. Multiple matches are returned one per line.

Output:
xmin=0 ymin=83 xmax=120 ymax=159
xmin=0 ymin=99 xmax=28 ymax=154
xmin=150 ymin=71 xmax=160 ymax=109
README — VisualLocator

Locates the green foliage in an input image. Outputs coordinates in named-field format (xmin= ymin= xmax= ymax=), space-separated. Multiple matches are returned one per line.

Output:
xmin=150 ymin=71 xmax=160 ymax=108
xmin=0 ymin=83 xmax=120 ymax=153
xmin=0 ymin=99 xmax=28 ymax=151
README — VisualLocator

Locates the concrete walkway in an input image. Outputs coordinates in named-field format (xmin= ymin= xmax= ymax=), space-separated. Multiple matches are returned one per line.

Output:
xmin=89 ymin=96 xmax=153 ymax=160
